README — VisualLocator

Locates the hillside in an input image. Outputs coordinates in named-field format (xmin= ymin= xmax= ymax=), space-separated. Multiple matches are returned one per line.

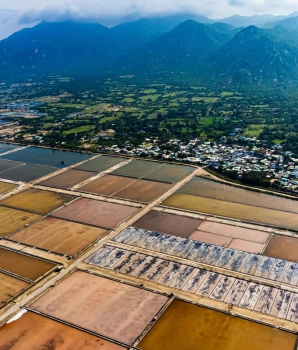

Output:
xmin=1 ymin=19 xmax=298 ymax=86
xmin=123 ymin=20 xmax=233 ymax=74
xmin=206 ymin=26 xmax=298 ymax=85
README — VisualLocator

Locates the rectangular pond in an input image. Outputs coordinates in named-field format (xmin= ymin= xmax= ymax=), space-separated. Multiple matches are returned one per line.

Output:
xmin=143 ymin=163 xmax=195 ymax=184
xmin=134 ymin=210 xmax=202 ymax=238
xmin=0 ymin=272 xmax=29 ymax=307
xmin=0 ymin=164 xmax=57 ymax=182
xmin=0 ymin=311 xmax=126 ymax=349
xmin=264 ymin=235 xmax=298 ymax=263
xmin=31 ymin=270 xmax=169 ymax=345
xmin=79 ymin=175 xmax=136 ymax=196
xmin=38 ymin=169 xmax=96 ymax=189
xmin=0 ymin=147 xmax=93 ymax=168
xmin=0 ymin=206 xmax=41 ymax=237
xmin=52 ymin=198 xmax=138 ymax=229
xmin=113 ymin=179 xmax=172 ymax=203
xmin=10 ymin=217 xmax=107 ymax=257
xmin=0 ymin=181 xmax=18 ymax=194
xmin=0 ymin=247 xmax=56 ymax=281
xmin=179 ymin=177 xmax=298 ymax=214
xmin=75 ymin=155 xmax=126 ymax=172
xmin=138 ymin=299 xmax=297 ymax=350
xmin=1 ymin=189 xmax=76 ymax=214
xmin=0 ymin=143 xmax=22 ymax=154
xmin=112 ymin=160 xmax=162 ymax=179
xmin=162 ymin=194 xmax=298 ymax=230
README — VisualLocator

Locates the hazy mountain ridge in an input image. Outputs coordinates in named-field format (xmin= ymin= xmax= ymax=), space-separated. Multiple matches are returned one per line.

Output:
xmin=2 ymin=15 xmax=298 ymax=86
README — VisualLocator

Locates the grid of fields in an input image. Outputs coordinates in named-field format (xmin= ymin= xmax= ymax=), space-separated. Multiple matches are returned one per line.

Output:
xmin=0 ymin=144 xmax=298 ymax=349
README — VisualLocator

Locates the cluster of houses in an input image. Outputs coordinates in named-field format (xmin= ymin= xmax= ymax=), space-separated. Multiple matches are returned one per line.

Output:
xmin=99 ymin=136 xmax=298 ymax=193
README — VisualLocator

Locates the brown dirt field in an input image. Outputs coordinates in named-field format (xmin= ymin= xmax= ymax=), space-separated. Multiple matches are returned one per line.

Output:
xmin=1 ymin=189 xmax=76 ymax=214
xmin=0 ymin=181 xmax=17 ymax=194
xmin=179 ymin=177 xmax=298 ymax=214
xmin=197 ymin=221 xmax=270 ymax=244
xmin=113 ymin=179 xmax=172 ymax=203
xmin=38 ymin=169 xmax=96 ymax=189
xmin=263 ymin=235 xmax=298 ymax=262
xmin=52 ymin=198 xmax=138 ymax=229
xmin=0 ymin=206 xmax=41 ymax=237
xmin=138 ymin=299 xmax=297 ymax=350
xmin=79 ymin=175 xmax=135 ymax=196
xmin=189 ymin=231 xmax=264 ymax=254
xmin=228 ymin=239 xmax=264 ymax=254
xmin=144 ymin=163 xmax=195 ymax=184
xmin=0 ymin=247 xmax=56 ymax=281
xmin=31 ymin=271 xmax=168 ymax=346
xmin=0 ymin=311 xmax=126 ymax=349
xmin=163 ymin=194 xmax=298 ymax=230
xmin=10 ymin=217 xmax=107 ymax=256
xmin=0 ymin=272 xmax=29 ymax=307
xmin=190 ymin=230 xmax=232 ymax=247
xmin=75 ymin=155 xmax=125 ymax=172
xmin=134 ymin=210 xmax=202 ymax=238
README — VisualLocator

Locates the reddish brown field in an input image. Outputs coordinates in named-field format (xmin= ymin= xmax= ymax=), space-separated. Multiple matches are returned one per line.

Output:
xmin=0 ymin=248 xmax=56 ymax=281
xmin=31 ymin=271 xmax=168 ymax=345
xmin=52 ymin=198 xmax=138 ymax=229
xmin=80 ymin=175 xmax=135 ymax=196
xmin=0 ymin=311 xmax=126 ymax=349
xmin=134 ymin=210 xmax=202 ymax=238
xmin=264 ymin=235 xmax=298 ymax=262
xmin=10 ymin=217 xmax=107 ymax=256
xmin=0 ymin=272 xmax=29 ymax=307
xmin=113 ymin=179 xmax=172 ymax=203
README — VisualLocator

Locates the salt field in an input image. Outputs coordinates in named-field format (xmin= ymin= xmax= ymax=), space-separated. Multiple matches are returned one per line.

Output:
xmin=75 ymin=155 xmax=125 ymax=172
xmin=51 ymin=198 xmax=138 ymax=228
xmin=31 ymin=271 xmax=168 ymax=345
xmin=9 ymin=217 xmax=107 ymax=257
xmin=0 ymin=311 xmax=126 ymax=349
xmin=38 ymin=169 xmax=96 ymax=189
xmin=138 ymin=300 xmax=296 ymax=350
xmin=0 ymin=146 xmax=297 ymax=348
xmin=0 ymin=146 xmax=92 ymax=168
xmin=1 ymin=188 xmax=76 ymax=214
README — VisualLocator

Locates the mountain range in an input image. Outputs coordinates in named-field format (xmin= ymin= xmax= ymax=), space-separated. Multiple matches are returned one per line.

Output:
xmin=2 ymin=13 xmax=298 ymax=86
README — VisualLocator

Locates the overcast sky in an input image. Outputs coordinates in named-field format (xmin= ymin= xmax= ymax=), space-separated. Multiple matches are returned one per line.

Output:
xmin=1 ymin=0 xmax=298 ymax=39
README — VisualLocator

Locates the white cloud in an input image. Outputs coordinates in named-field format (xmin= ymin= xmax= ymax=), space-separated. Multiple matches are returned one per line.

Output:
xmin=1 ymin=0 xmax=298 ymax=39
